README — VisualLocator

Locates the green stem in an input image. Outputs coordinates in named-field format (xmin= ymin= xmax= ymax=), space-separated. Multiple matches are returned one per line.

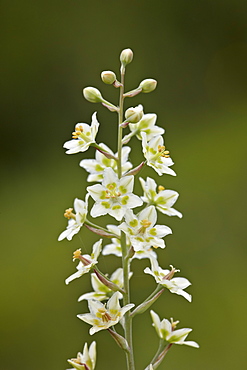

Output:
xmin=151 ymin=339 xmax=165 ymax=364
xmin=117 ymin=66 xmax=135 ymax=370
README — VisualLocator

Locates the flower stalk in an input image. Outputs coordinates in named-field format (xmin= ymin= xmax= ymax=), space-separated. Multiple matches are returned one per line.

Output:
xmin=59 ymin=48 xmax=199 ymax=370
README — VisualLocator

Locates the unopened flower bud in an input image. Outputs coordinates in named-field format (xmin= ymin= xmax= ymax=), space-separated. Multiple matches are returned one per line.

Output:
xmin=139 ymin=79 xmax=157 ymax=93
xmin=120 ymin=48 xmax=133 ymax=66
xmin=101 ymin=70 xmax=116 ymax=85
xmin=125 ymin=104 xmax=143 ymax=123
xmin=83 ymin=87 xmax=103 ymax=103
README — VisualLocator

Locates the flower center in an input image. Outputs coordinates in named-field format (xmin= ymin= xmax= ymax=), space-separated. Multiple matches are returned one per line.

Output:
xmin=72 ymin=125 xmax=84 ymax=139
xmin=97 ymin=307 xmax=112 ymax=322
xmin=138 ymin=219 xmax=151 ymax=234
xmin=105 ymin=183 xmax=121 ymax=199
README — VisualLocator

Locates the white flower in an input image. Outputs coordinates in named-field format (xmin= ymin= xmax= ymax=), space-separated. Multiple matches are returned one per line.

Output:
xmin=80 ymin=143 xmax=132 ymax=182
xmin=144 ymin=257 xmax=192 ymax=302
xmin=78 ymin=268 xmax=131 ymax=302
xmin=119 ymin=206 xmax=172 ymax=251
xmin=67 ymin=341 xmax=96 ymax=370
xmin=141 ymin=133 xmax=176 ymax=176
xmin=150 ymin=311 xmax=199 ymax=348
xmin=139 ymin=177 xmax=182 ymax=217
xmin=87 ymin=167 xmax=143 ymax=221
xmin=123 ymin=113 xmax=164 ymax=143
xmin=58 ymin=195 xmax=89 ymax=241
xmin=102 ymin=224 xmax=158 ymax=260
xmin=77 ymin=292 xmax=134 ymax=335
xmin=63 ymin=112 xmax=99 ymax=154
xmin=65 ymin=240 xmax=102 ymax=285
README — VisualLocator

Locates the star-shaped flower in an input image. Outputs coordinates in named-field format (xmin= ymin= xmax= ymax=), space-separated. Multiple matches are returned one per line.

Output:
xmin=150 ymin=311 xmax=199 ymax=348
xmin=119 ymin=206 xmax=172 ymax=251
xmin=123 ymin=113 xmax=164 ymax=144
xmin=139 ymin=177 xmax=182 ymax=217
xmin=141 ymin=133 xmax=176 ymax=176
xmin=78 ymin=268 xmax=131 ymax=302
xmin=67 ymin=342 xmax=96 ymax=370
xmin=77 ymin=292 xmax=134 ymax=335
xmin=63 ymin=112 xmax=99 ymax=154
xmin=80 ymin=143 xmax=132 ymax=182
xmin=58 ymin=195 xmax=89 ymax=241
xmin=87 ymin=167 xmax=143 ymax=221
xmin=65 ymin=240 xmax=102 ymax=285
xmin=144 ymin=257 xmax=192 ymax=302
xmin=102 ymin=224 xmax=157 ymax=260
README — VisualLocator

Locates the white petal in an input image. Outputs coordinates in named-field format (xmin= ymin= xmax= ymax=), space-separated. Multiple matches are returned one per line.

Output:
xmin=102 ymin=167 xmax=118 ymax=187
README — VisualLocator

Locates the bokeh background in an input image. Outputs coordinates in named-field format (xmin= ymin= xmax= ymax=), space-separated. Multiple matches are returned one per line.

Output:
xmin=1 ymin=1 xmax=247 ymax=369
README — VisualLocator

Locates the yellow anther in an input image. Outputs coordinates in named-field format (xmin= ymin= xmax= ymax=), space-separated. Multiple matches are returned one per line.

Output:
xmin=73 ymin=249 xmax=82 ymax=261
xmin=171 ymin=318 xmax=179 ymax=330
xmin=64 ymin=208 xmax=74 ymax=219
xmin=158 ymin=185 xmax=165 ymax=192
xmin=72 ymin=125 xmax=84 ymax=139
xmin=158 ymin=145 xmax=170 ymax=158
xmin=141 ymin=219 xmax=152 ymax=228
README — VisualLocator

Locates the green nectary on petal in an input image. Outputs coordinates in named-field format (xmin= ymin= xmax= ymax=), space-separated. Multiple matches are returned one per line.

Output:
xmin=129 ymin=219 xmax=138 ymax=228
xmin=119 ymin=185 xmax=127 ymax=194
xmin=107 ymin=182 xmax=117 ymax=190
xmin=101 ymin=202 xmax=111 ymax=209
xmin=112 ymin=205 xmax=121 ymax=210
xmin=95 ymin=164 xmax=104 ymax=172
xmin=155 ymin=196 xmax=167 ymax=205
xmin=136 ymin=236 xmax=145 ymax=242
xmin=121 ymin=196 xmax=129 ymax=205
xmin=100 ymin=191 xmax=108 ymax=199
xmin=149 ymin=228 xmax=157 ymax=236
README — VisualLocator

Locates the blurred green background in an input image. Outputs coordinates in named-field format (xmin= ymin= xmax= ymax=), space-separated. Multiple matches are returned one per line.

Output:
xmin=1 ymin=0 xmax=247 ymax=369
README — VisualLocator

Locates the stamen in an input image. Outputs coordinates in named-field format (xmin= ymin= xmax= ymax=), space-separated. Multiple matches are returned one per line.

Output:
xmin=72 ymin=125 xmax=84 ymax=139
xmin=140 ymin=219 xmax=151 ymax=228
xmin=163 ymin=265 xmax=180 ymax=280
xmin=158 ymin=185 xmax=165 ymax=192
xmin=171 ymin=318 xmax=179 ymax=330
xmin=158 ymin=145 xmax=170 ymax=158
xmin=73 ymin=249 xmax=82 ymax=261
xmin=64 ymin=208 xmax=75 ymax=219
xmin=98 ymin=308 xmax=111 ymax=322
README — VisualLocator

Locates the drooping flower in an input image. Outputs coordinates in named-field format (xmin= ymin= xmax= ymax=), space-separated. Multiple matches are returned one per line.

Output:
xmin=80 ymin=143 xmax=132 ymax=182
xmin=77 ymin=291 xmax=134 ymax=335
xmin=144 ymin=257 xmax=192 ymax=302
xmin=87 ymin=167 xmax=143 ymax=221
xmin=63 ymin=112 xmax=99 ymax=154
xmin=65 ymin=240 xmax=102 ymax=285
xmin=150 ymin=311 xmax=199 ymax=348
xmin=58 ymin=195 xmax=89 ymax=241
xmin=67 ymin=341 xmax=96 ymax=370
xmin=78 ymin=268 xmax=132 ymax=302
xmin=123 ymin=113 xmax=164 ymax=144
xmin=139 ymin=177 xmax=182 ymax=217
xmin=141 ymin=133 xmax=176 ymax=176
xmin=119 ymin=206 xmax=172 ymax=252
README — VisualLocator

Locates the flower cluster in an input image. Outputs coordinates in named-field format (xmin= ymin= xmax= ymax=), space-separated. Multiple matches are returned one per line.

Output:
xmin=59 ymin=48 xmax=198 ymax=370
